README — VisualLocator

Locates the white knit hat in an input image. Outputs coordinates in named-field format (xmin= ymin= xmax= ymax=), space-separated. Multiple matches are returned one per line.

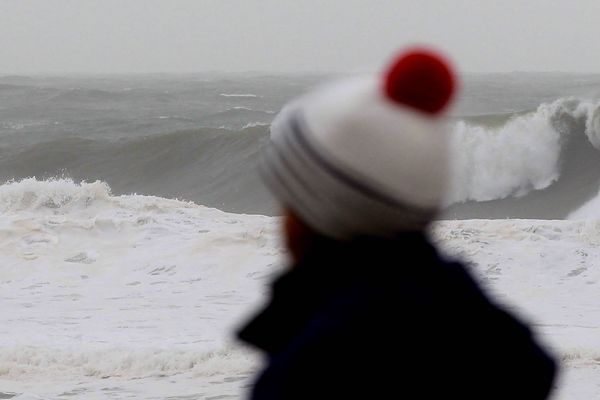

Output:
xmin=260 ymin=49 xmax=456 ymax=240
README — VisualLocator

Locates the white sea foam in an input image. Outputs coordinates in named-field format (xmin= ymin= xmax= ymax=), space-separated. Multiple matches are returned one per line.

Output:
xmin=1 ymin=178 xmax=600 ymax=399
xmin=242 ymin=121 xmax=270 ymax=129
xmin=219 ymin=93 xmax=259 ymax=98
xmin=1 ymin=121 xmax=51 ymax=130
xmin=0 ymin=345 xmax=255 ymax=379
xmin=0 ymin=178 xmax=112 ymax=213
xmin=0 ymin=178 xmax=283 ymax=398
xmin=447 ymin=98 xmax=600 ymax=204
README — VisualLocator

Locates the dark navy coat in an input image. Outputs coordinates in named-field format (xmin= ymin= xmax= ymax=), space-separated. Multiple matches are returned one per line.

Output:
xmin=239 ymin=233 xmax=556 ymax=399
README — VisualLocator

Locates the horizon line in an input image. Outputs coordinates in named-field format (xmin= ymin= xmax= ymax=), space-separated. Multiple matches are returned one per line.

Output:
xmin=1 ymin=69 xmax=600 ymax=78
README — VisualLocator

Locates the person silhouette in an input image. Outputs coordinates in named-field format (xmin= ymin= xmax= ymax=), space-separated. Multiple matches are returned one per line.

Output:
xmin=238 ymin=48 xmax=556 ymax=400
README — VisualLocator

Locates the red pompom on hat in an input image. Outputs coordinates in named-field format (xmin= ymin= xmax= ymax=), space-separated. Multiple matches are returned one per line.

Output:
xmin=384 ymin=49 xmax=455 ymax=115
xmin=262 ymin=48 xmax=457 ymax=240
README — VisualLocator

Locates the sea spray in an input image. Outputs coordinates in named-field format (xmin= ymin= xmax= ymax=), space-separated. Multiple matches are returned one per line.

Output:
xmin=447 ymin=98 xmax=600 ymax=205
xmin=0 ymin=178 xmax=112 ymax=213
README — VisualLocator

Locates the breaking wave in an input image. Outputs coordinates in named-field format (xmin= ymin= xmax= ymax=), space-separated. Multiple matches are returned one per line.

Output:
xmin=0 ymin=125 xmax=275 ymax=215
xmin=448 ymin=97 xmax=600 ymax=204
xmin=2 ymin=97 xmax=600 ymax=218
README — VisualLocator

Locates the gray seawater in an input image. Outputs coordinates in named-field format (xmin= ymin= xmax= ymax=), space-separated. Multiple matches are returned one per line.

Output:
xmin=2 ymin=72 xmax=600 ymax=217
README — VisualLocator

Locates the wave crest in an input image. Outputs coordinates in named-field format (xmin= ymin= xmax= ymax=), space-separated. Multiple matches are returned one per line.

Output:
xmin=447 ymin=97 xmax=600 ymax=204
xmin=0 ymin=178 xmax=113 ymax=213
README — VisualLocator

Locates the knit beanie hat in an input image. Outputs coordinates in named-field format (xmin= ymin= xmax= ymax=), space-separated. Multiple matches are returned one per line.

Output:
xmin=260 ymin=49 xmax=456 ymax=240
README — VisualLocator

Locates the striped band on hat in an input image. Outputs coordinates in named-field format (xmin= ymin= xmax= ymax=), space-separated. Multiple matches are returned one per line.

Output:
xmin=260 ymin=109 xmax=438 ymax=240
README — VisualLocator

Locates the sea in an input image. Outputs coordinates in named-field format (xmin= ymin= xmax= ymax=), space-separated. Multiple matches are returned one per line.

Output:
xmin=2 ymin=73 xmax=600 ymax=399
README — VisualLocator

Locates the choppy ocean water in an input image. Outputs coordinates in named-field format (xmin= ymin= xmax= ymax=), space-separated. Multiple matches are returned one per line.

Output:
xmin=2 ymin=73 xmax=600 ymax=399
xmin=2 ymin=73 xmax=600 ymax=216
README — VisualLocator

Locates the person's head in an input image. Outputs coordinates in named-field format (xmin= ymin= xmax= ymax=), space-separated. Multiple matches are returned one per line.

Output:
xmin=281 ymin=208 xmax=316 ymax=263
xmin=263 ymin=48 xmax=456 ymax=259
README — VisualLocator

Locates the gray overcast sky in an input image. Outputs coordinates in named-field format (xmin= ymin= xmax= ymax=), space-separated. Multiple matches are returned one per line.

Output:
xmin=1 ymin=0 xmax=599 ymax=74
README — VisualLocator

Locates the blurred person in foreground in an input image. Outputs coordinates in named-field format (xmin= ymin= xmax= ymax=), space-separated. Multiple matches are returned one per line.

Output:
xmin=238 ymin=48 xmax=556 ymax=399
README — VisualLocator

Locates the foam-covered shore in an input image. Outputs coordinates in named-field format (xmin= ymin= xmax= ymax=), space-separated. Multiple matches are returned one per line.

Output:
xmin=0 ymin=178 xmax=282 ymax=398
xmin=1 ymin=179 xmax=599 ymax=399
